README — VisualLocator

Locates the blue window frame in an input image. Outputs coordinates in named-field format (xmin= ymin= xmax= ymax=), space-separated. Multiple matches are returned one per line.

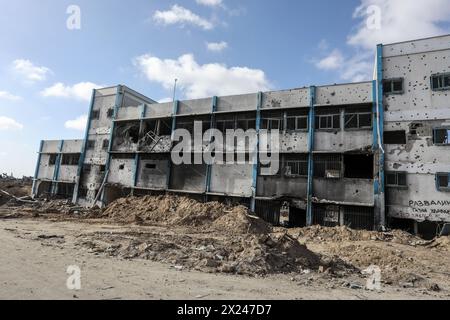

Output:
xmin=433 ymin=128 xmax=450 ymax=145
xmin=431 ymin=73 xmax=450 ymax=91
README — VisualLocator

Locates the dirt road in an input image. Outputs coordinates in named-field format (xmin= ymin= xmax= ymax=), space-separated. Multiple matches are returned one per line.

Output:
xmin=1 ymin=218 xmax=448 ymax=300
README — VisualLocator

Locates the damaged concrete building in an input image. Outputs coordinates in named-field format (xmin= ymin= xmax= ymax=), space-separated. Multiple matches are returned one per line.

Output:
xmin=31 ymin=35 xmax=450 ymax=235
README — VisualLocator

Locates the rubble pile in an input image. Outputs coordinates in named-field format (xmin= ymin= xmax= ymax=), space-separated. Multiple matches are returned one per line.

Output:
xmin=77 ymin=230 xmax=345 ymax=276
xmin=102 ymin=195 xmax=271 ymax=234
xmin=0 ymin=175 xmax=32 ymax=206
xmin=75 ymin=195 xmax=355 ymax=276
xmin=295 ymin=225 xmax=423 ymax=246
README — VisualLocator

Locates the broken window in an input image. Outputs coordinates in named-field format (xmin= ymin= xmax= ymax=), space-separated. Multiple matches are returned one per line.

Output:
xmin=145 ymin=163 xmax=157 ymax=170
xmin=102 ymin=139 xmax=110 ymax=150
xmin=285 ymin=161 xmax=308 ymax=177
xmin=314 ymin=154 xmax=342 ymax=179
xmin=315 ymin=114 xmax=340 ymax=130
xmin=49 ymin=154 xmax=58 ymax=166
xmin=344 ymin=106 xmax=372 ymax=130
xmin=313 ymin=204 xmax=340 ymax=227
xmin=86 ymin=140 xmax=96 ymax=150
xmin=61 ymin=154 xmax=80 ymax=166
xmin=433 ymin=128 xmax=450 ymax=145
xmin=436 ymin=173 xmax=450 ymax=191
xmin=262 ymin=118 xmax=282 ymax=131
xmin=286 ymin=116 xmax=308 ymax=131
xmin=83 ymin=164 xmax=91 ymax=174
xmin=107 ymin=108 xmax=114 ymax=118
xmin=78 ymin=187 xmax=88 ymax=198
xmin=216 ymin=119 xmax=236 ymax=132
xmin=261 ymin=112 xmax=283 ymax=131
xmin=431 ymin=73 xmax=450 ymax=91
xmin=99 ymin=165 xmax=106 ymax=174
xmin=114 ymin=122 xmax=140 ymax=148
xmin=91 ymin=110 xmax=100 ymax=120
xmin=159 ymin=119 xmax=172 ymax=136
xmin=383 ymin=78 xmax=404 ymax=95
xmin=236 ymin=119 xmax=256 ymax=131
xmin=384 ymin=131 xmax=406 ymax=144
xmin=386 ymin=172 xmax=407 ymax=188
xmin=344 ymin=154 xmax=373 ymax=179
xmin=409 ymin=123 xmax=423 ymax=138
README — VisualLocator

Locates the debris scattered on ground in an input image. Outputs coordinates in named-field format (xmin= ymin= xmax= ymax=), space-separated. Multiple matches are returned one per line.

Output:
xmin=293 ymin=225 xmax=424 ymax=246
xmin=75 ymin=229 xmax=352 ymax=276
xmin=1 ymin=191 xmax=449 ymax=292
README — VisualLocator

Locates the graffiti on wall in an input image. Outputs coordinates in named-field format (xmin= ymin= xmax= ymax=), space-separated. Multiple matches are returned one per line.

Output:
xmin=389 ymin=200 xmax=450 ymax=222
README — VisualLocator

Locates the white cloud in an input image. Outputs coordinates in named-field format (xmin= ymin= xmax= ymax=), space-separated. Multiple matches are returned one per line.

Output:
xmin=158 ymin=97 xmax=173 ymax=103
xmin=315 ymin=49 xmax=344 ymax=71
xmin=12 ymin=59 xmax=51 ymax=83
xmin=134 ymin=53 xmax=271 ymax=99
xmin=206 ymin=41 xmax=228 ymax=52
xmin=0 ymin=116 xmax=23 ymax=131
xmin=41 ymin=82 xmax=103 ymax=101
xmin=0 ymin=91 xmax=22 ymax=101
xmin=313 ymin=0 xmax=450 ymax=82
xmin=153 ymin=5 xmax=214 ymax=30
xmin=196 ymin=0 xmax=223 ymax=7
xmin=65 ymin=115 xmax=87 ymax=131
xmin=348 ymin=0 xmax=450 ymax=50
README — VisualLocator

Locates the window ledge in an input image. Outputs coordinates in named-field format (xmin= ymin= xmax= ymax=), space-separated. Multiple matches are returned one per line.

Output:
xmin=386 ymin=185 xmax=408 ymax=190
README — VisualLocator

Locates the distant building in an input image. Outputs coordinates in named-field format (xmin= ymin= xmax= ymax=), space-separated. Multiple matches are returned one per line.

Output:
xmin=31 ymin=35 xmax=450 ymax=236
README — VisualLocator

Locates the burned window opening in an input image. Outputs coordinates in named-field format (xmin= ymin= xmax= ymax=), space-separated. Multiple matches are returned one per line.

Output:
xmin=159 ymin=119 xmax=172 ymax=136
xmin=107 ymin=108 xmax=114 ymax=118
xmin=102 ymin=139 xmax=110 ymax=150
xmin=114 ymin=122 xmax=140 ymax=148
xmin=314 ymin=154 xmax=342 ymax=179
xmin=284 ymin=154 xmax=308 ymax=177
xmin=48 ymin=154 xmax=57 ymax=166
xmin=86 ymin=140 xmax=96 ymax=150
xmin=61 ymin=154 xmax=80 ymax=166
xmin=145 ymin=163 xmax=157 ymax=170
xmin=82 ymin=164 xmax=91 ymax=174
xmin=344 ymin=206 xmax=374 ymax=230
xmin=384 ymin=131 xmax=407 ymax=144
xmin=344 ymin=154 xmax=373 ymax=179
xmin=78 ymin=187 xmax=88 ymax=199
xmin=56 ymin=183 xmax=75 ymax=198
xmin=91 ymin=110 xmax=100 ymax=120
xmin=409 ymin=123 xmax=424 ymax=138
xmin=313 ymin=205 xmax=340 ymax=227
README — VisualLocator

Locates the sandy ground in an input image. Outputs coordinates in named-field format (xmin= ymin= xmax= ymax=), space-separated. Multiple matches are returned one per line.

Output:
xmin=1 ymin=217 xmax=449 ymax=300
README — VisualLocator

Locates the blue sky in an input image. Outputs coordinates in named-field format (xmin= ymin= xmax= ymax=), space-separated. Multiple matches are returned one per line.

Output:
xmin=1 ymin=0 xmax=450 ymax=176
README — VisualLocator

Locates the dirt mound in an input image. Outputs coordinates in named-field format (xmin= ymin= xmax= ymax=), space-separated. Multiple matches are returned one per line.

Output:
xmin=296 ymin=225 xmax=421 ymax=245
xmin=0 ymin=178 xmax=32 ymax=206
xmin=102 ymin=195 xmax=271 ymax=234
